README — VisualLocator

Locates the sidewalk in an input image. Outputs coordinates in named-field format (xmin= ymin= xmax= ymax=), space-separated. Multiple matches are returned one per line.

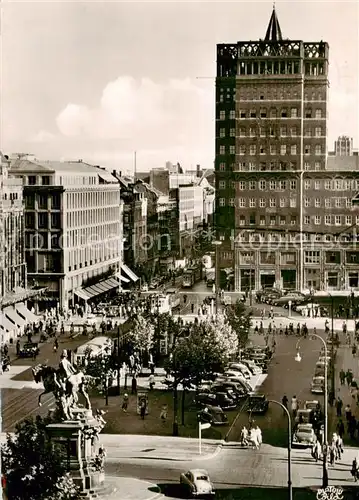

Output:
xmin=251 ymin=315 xmax=355 ymax=332
xmin=100 ymin=477 xmax=161 ymax=500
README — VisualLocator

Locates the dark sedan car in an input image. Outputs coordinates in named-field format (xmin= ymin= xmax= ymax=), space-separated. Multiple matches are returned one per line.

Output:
xmin=19 ymin=342 xmax=40 ymax=358
xmin=247 ymin=394 xmax=269 ymax=414
xmin=198 ymin=405 xmax=228 ymax=426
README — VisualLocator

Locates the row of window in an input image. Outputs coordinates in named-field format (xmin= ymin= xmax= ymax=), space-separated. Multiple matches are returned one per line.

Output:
xmin=234 ymin=87 xmax=324 ymax=102
xmin=232 ymin=144 xmax=324 ymax=156
xmin=304 ymin=215 xmax=357 ymax=226
xmin=231 ymin=233 xmax=358 ymax=245
xmin=216 ymin=179 xmax=359 ymax=191
xmin=229 ymin=160 xmax=323 ymax=172
xmin=304 ymin=198 xmax=353 ymax=209
xmin=236 ymin=214 xmax=297 ymax=225
xmin=218 ymin=108 xmax=324 ymax=120
xmin=25 ymin=193 xmax=61 ymax=210
xmin=234 ymin=125 xmax=323 ymax=138
xmin=228 ymin=197 xmax=298 ymax=208
xmin=25 ymin=212 xmax=61 ymax=229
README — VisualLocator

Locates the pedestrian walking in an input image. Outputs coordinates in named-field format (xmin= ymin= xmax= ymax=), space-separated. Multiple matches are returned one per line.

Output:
xmin=291 ymin=395 xmax=298 ymax=418
xmin=148 ymin=373 xmax=155 ymax=391
xmin=122 ymin=393 xmax=129 ymax=412
xmin=16 ymin=339 xmax=20 ymax=357
xmin=140 ymin=399 xmax=146 ymax=420
xmin=282 ymin=395 xmax=288 ymax=409
xmin=336 ymin=397 xmax=343 ymax=417
xmin=336 ymin=420 xmax=345 ymax=438
xmin=131 ymin=376 xmax=137 ymax=395
xmin=53 ymin=338 xmax=59 ymax=353
xmin=345 ymin=404 xmax=352 ymax=422
xmin=339 ymin=369 xmax=346 ymax=385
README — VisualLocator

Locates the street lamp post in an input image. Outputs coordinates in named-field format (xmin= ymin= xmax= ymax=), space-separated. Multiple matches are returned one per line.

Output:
xmin=213 ymin=241 xmax=222 ymax=316
xmin=268 ymin=400 xmax=292 ymax=500
xmin=329 ymin=293 xmax=335 ymax=406
xmin=295 ymin=334 xmax=328 ymax=488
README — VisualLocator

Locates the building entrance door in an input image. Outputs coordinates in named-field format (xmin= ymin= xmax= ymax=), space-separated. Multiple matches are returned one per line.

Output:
xmin=281 ymin=270 xmax=296 ymax=290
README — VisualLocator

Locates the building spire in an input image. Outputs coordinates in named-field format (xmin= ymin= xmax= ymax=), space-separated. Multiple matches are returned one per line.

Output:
xmin=264 ymin=5 xmax=283 ymax=42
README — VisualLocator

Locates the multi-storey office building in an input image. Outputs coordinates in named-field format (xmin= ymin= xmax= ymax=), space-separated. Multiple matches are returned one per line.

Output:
xmin=215 ymin=7 xmax=332 ymax=291
xmin=0 ymin=153 xmax=39 ymax=343
xmin=10 ymin=157 xmax=123 ymax=310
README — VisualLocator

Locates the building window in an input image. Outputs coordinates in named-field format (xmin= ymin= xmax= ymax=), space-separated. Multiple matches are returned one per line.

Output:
xmin=249 ymin=145 xmax=256 ymax=155
xmin=260 ymin=108 xmax=267 ymax=118
xmin=304 ymin=145 xmax=311 ymax=155
xmin=269 ymin=126 xmax=275 ymax=137
xmin=270 ymin=144 xmax=276 ymax=155
xmin=51 ymin=213 xmax=61 ymax=228
xmin=249 ymin=198 xmax=256 ymax=208
xmin=239 ymin=216 xmax=245 ymax=226
xmin=249 ymin=127 xmax=256 ymax=137
xmin=304 ymin=215 xmax=310 ymax=225
xmin=38 ymin=212 xmax=48 ymax=229
xmin=314 ymin=180 xmax=320 ymax=190
xmin=291 ymin=145 xmax=297 ymax=155
xmin=291 ymin=126 xmax=297 ymax=137
xmin=280 ymin=215 xmax=286 ymax=225
xmin=304 ymin=180 xmax=311 ymax=190
xmin=270 ymin=108 xmax=277 ymax=118
xmin=249 ymin=162 xmax=256 ymax=171
xmin=290 ymin=107 xmax=298 ymax=118
xmin=315 ymin=127 xmax=322 ymax=137
xmin=250 ymin=109 xmax=256 ymax=118
xmin=290 ymin=216 xmax=297 ymax=225
xmin=219 ymin=145 xmax=225 ymax=155
xmin=270 ymin=216 xmax=276 ymax=226
xmin=269 ymin=180 xmax=276 ymax=190
xmin=249 ymin=214 xmax=256 ymax=225
xmin=279 ymin=180 xmax=286 ymax=190
xmin=239 ymin=110 xmax=246 ymax=119
xmin=38 ymin=194 xmax=48 ymax=209
xmin=280 ymin=145 xmax=287 ymax=155
xmin=260 ymin=127 xmax=266 ymax=137
xmin=324 ymin=180 xmax=331 ymax=190
xmin=325 ymin=198 xmax=331 ymax=208
xmin=335 ymin=198 xmax=341 ymax=208
xmin=259 ymin=180 xmax=266 ymax=190
xmin=239 ymin=198 xmax=246 ymax=208
xmin=229 ymin=198 xmax=235 ymax=206
xmin=259 ymin=145 xmax=265 ymax=155
xmin=281 ymin=108 xmax=288 ymax=118
xmin=239 ymin=145 xmax=246 ymax=155
xmin=346 ymin=215 xmax=352 ymax=226
xmin=229 ymin=145 xmax=235 ymax=155
xmin=239 ymin=181 xmax=246 ymax=190
xmin=219 ymin=162 xmax=225 ymax=171
xmin=315 ymin=109 xmax=322 ymax=119
xmin=239 ymin=127 xmax=246 ymax=137
xmin=41 ymin=176 xmax=50 ymax=185
xmin=314 ymin=215 xmax=321 ymax=225
xmin=219 ymin=180 xmax=226 ymax=189
xmin=229 ymin=110 xmax=235 ymax=119
xmin=25 ymin=212 xmax=35 ymax=228
xmin=280 ymin=126 xmax=287 ymax=137
xmin=305 ymin=128 xmax=312 ymax=137
xmin=219 ymin=128 xmax=225 ymax=138
xmin=335 ymin=179 xmax=342 ymax=190
xmin=356 ymin=215 xmax=359 ymax=225
xmin=334 ymin=215 xmax=341 ymax=226
xmin=315 ymin=145 xmax=322 ymax=155
xmin=314 ymin=198 xmax=321 ymax=208
xmin=314 ymin=162 xmax=321 ymax=171
xmin=230 ymin=128 xmax=235 ymax=137
xmin=290 ymin=180 xmax=296 ymax=190
xmin=259 ymin=198 xmax=266 ymax=207
xmin=269 ymin=198 xmax=276 ymax=208
xmin=290 ymin=198 xmax=297 ymax=208
xmin=304 ymin=197 xmax=310 ymax=207
xmin=304 ymin=162 xmax=310 ymax=170
xmin=260 ymin=216 xmax=266 ymax=225
xmin=219 ymin=198 xmax=225 ymax=206
xmin=219 ymin=111 xmax=225 ymax=120
xmin=305 ymin=108 xmax=312 ymax=118
xmin=28 ymin=175 xmax=36 ymax=185
xmin=249 ymin=181 xmax=256 ymax=190
xmin=281 ymin=252 xmax=296 ymax=264
xmin=305 ymin=251 xmax=320 ymax=264
xmin=280 ymin=198 xmax=286 ymax=208
xmin=325 ymin=215 xmax=331 ymax=225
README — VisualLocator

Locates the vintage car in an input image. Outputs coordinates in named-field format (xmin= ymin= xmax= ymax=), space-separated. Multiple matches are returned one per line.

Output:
xmin=292 ymin=423 xmax=317 ymax=448
xmin=247 ymin=394 xmax=269 ymax=414
xmin=311 ymin=376 xmax=325 ymax=394
xmin=295 ymin=408 xmax=313 ymax=424
xmin=304 ymin=400 xmax=320 ymax=411
xmin=18 ymin=342 xmax=40 ymax=358
xmin=180 ymin=469 xmax=215 ymax=497
xmin=197 ymin=405 xmax=228 ymax=426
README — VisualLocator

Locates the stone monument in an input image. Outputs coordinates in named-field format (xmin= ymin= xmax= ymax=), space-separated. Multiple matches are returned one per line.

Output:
xmin=32 ymin=350 xmax=108 ymax=498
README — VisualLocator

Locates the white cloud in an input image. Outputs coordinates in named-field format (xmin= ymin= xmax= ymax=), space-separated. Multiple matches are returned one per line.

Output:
xmin=55 ymin=76 xmax=215 ymax=151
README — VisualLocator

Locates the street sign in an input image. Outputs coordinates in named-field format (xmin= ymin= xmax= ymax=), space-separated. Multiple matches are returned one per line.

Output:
xmin=200 ymin=423 xmax=211 ymax=430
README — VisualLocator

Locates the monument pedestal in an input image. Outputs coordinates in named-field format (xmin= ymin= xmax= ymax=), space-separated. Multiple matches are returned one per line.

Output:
xmin=46 ymin=408 xmax=106 ymax=498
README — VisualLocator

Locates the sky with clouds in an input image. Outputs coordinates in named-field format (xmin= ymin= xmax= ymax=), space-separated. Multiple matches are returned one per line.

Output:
xmin=2 ymin=0 xmax=358 ymax=173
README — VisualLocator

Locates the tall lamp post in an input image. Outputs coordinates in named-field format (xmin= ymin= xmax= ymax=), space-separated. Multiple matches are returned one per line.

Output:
xmin=213 ymin=240 xmax=222 ymax=315
xmin=268 ymin=400 xmax=292 ymax=500
xmin=328 ymin=293 xmax=335 ymax=406
xmin=295 ymin=334 xmax=328 ymax=488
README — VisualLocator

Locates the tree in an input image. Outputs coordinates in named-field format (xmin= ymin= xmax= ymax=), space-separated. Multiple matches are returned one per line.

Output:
xmin=1 ymin=415 xmax=80 ymax=500
xmin=164 ymin=319 xmax=234 ymax=434
xmin=225 ymin=300 xmax=252 ymax=349
xmin=130 ymin=314 xmax=155 ymax=358
xmin=84 ymin=348 xmax=115 ymax=406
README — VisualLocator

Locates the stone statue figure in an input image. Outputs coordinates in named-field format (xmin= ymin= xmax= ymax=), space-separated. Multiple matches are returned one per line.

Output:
xmin=32 ymin=350 xmax=94 ymax=421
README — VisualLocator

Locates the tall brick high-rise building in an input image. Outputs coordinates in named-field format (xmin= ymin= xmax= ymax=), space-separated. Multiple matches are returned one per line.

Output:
xmin=215 ymin=7 xmax=333 ymax=292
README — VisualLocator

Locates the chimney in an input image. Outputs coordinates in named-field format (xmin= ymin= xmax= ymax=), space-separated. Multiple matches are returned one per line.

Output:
xmin=196 ymin=164 xmax=201 ymax=177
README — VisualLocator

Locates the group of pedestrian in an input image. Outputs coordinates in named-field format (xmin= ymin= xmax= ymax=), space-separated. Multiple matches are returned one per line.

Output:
xmin=240 ymin=425 xmax=262 ymax=449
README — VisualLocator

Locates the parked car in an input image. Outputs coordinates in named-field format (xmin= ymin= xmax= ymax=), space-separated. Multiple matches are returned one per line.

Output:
xmin=304 ymin=400 xmax=320 ymax=411
xmin=19 ymin=342 xmax=40 ymax=358
xmin=227 ymin=364 xmax=252 ymax=379
xmin=239 ymin=359 xmax=262 ymax=375
xmin=295 ymin=409 xmax=313 ymax=425
xmin=218 ymin=373 xmax=253 ymax=391
xmin=195 ymin=393 xmax=217 ymax=408
xmin=311 ymin=376 xmax=325 ymax=394
xmin=314 ymin=362 xmax=327 ymax=377
xmin=197 ymin=405 xmax=228 ymax=426
xmin=212 ymin=392 xmax=237 ymax=410
xmin=180 ymin=469 xmax=215 ymax=497
xmin=211 ymin=382 xmax=248 ymax=400
xmin=272 ymin=292 xmax=306 ymax=307
xmin=247 ymin=394 xmax=269 ymax=414
xmin=292 ymin=423 xmax=317 ymax=448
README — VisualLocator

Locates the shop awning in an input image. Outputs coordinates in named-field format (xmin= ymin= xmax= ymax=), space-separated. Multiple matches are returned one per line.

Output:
xmin=4 ymin=306 xmax=27 ymax=328
xmin=15 ymin=303 xmax=40 ymax=323
xmin=121 ymin=264 xmax=139 ymax=282
xmin=0 ymin=313 xmax=18 ymax=332
xmin=84 ymin=285 xmax=104 ymax=297
xmin=116 ymin=272 xmax=130 ymax=283
xmin=74 ymin=289 xmax=91 ymax=301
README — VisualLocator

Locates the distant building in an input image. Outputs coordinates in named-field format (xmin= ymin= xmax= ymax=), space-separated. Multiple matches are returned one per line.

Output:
xmin=334 ymin=136 xmax=354 ymax=156
xmin=9 ymin=157 xmax=123 ymax=310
